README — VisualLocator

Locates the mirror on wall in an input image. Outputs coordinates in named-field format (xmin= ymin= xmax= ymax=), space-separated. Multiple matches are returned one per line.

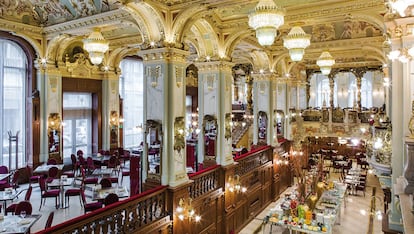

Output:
xmin=274 ymin=110 xmax=284 ymax=139
xmin=48 ymin=113 xmax=61 ymax=155
xmin=203 ymin=115 xmax=217 ymax=160
xmin=258 ymin=111 xmax=267 ymax=143
xmin=146 ymin=120 xmax=162 ymax=177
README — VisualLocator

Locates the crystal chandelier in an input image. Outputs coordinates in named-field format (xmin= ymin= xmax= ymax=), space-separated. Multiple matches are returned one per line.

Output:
xmin=389 ymin=0 xmax=409 ymax=17
xmin=248 ymin=0 xmax=285 ymax=46
xmin=316 ymin=51 xmax=335 ymax=75
xmin=283 ymin=26 xmax=311 ymax=61
xmin=83 ymin=28 xmax=109 ymax=65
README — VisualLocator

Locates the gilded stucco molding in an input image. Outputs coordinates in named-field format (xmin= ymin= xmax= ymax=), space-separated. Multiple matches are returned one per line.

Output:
xmin=138 ymin=47 xmax=190 ymax=64
xmin=43 ymin=9 xmax=132 ymax=37
xmin=196 ymin=61 xmax=234 ymax=73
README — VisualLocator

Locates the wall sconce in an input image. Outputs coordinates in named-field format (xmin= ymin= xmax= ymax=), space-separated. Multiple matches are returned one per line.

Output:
xmin=226 ymin=175 xmax=247 ymax=193
xmin=48 ymin=113 xmax=61 ymax=131
xmin=174 ymin=117 xmax=185 ymax=152
xmin=109 ymin=111 xmax=119 ymax=127
xmin=175 ymin=66 xmax=184 ymax=88
xmin=147 ymin=65 xmax=162 ymax=87
xmin=176 ymin=198 xmax=201 ymax=222
xmin=206 ymin=74 xmax=215 ymax=91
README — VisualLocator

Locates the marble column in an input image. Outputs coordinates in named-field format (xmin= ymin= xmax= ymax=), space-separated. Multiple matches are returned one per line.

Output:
xmin=196 ymin=61 xmax=234 ymax=167
xmin=138 ymin=47 xmax=189 ymax=187
xmin=351 ymin=67 xmax=367 ymax=111
xmin=328 ymin=77 xmax=334 ymax=108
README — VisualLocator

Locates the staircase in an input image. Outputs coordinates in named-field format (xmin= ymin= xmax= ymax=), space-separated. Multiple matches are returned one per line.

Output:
xmin=232 ymin=118 xmax=253 ymax=146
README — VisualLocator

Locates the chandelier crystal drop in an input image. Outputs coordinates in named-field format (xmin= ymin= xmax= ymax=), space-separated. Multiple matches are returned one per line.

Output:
xmin=83 ymin=28 xmax=109 ymax=65
xmin=248 ymin=0 xmax=285 ymax=46
xmin=283 ymin=26 xmax=311 ymax=61
xmin=317 ymin=51 xmax=335 ymax=75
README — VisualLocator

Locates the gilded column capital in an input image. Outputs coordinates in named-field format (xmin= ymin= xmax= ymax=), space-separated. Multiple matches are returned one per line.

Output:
xmin=138 ymin=47 xmax=189 ymax=64
xmin=195 ymin=61 xmax=235 ymax=73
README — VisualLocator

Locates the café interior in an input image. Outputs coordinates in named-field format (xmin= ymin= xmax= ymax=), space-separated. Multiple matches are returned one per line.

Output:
xmin=0 ymin=0 xmax=414 ymax=233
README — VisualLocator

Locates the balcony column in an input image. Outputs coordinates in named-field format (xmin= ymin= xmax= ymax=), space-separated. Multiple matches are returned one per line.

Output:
xmin=138 ymin=47 xmax=190 ymax=187
xmin=196 ymin=61 xmax=235 ymax=166
xmin=351 ymin=67 xmax=367 ymax=111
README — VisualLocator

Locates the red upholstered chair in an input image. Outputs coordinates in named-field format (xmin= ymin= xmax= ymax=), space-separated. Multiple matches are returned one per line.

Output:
xmin=78 ymin=155 xmax=87 ymax=169
xmin=14 ymin=201 xmax=33 ymax=215
xmin=62 ymin=154 xmax=78 ymax=178
xmin=121 ymin=169 xmax=130 ymax=184
xmin=104 ymin=193 xmax=119 ymax=206
xmin=45 ymin=211 xmax=54 ymax=229
xmin=1 ymin=170 xmax=20 ymax=191
xmin=81 ymin=167 xmax=98 ymax=186
xmin=39 ymin=177 xmax=60 ymax=210
xmin=6 ymin=186 xmax=32 ymax=214
xmin=99 ymin=178 xmax=112 ymax=188
xmin=64 ymin=180 xmax=83 ymax=207
xmin=26 ymin=165 xmax=41 ymax=186
xmin=47 ymin=158 xmax=57 ymax=165
xmin=0 ymin=166 xmax=9 ymax=187
xmin=46 ymin=166 xmax=59 ymax=183
xmin=81 ymin=189 xmax=102 ymax=213
xmin=86 ymin=157 xmax=97 ymax=175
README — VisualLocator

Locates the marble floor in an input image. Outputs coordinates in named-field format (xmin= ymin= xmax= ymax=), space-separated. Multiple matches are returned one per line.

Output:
xmin=7 ymin=166 xmax=385 ymax=234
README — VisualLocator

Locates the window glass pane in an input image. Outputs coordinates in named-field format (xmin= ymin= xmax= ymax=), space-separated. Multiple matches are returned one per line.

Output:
xmin=63 ymin=93 xmax=92 ymax=158
xmin=120 ymin=58 xmax=144 ymax=149
xmin=0 ymin=40 xmax=26 ymax=169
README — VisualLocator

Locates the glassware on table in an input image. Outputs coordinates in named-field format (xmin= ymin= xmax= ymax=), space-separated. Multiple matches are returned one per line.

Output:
xmin=20 ymin=211 xmax=26 ymax=219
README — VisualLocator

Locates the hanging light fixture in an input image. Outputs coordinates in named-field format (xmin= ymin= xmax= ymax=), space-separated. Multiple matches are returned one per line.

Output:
xmin=283 ymin=26 xmax=311 ymax=61
xmin=248 ymin=0 xmax=285 ymax=46
xmin=316 ymin=51 xmax=335 ymax=75
xmin=83 ymin=28 xmax=109 ymax=65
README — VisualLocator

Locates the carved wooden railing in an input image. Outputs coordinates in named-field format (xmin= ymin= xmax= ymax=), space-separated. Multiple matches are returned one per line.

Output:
xmin=188 ymin=164 xmax=220 ymax=199
xmin=37 ymin=186 xmax=171 ymax=234
xmin=234 ymin=145 xmax=272 ymax=176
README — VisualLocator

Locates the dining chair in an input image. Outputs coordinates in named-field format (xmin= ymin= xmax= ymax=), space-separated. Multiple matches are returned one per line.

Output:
xmin=99 ymin=178 xmax=112 ymax=188
xmin=104 ymin=193 xmax=119 ymax=206
xmin=26 ymin=165 xmax=41 ymax=186
xmin=78 ymin=155 xmax=87 ymax=169
xmin=0 ymin=166 xmax=9 ymax=187
xmin=14 ymin=200 xmax=33 ymax=215
xmin=65 ymin=180 xmax=83 ymax=207
xmin=76 ymin=150 xmax=84 ymax=157
xmin=121 ymin=169 xmax=130 ymax=184
xmin=1 ymin=169 xmax=20 ymax=191
xmin=39 ymin=177 xmax=60 ymax=210
xmin=6 ymin=186 xmax=32 ymax=215
xmin=86 ymin=157 xmax=97 ymax=175
xmin=80 ymin=166 xmax=98 ymax=186
xmin=81 ymin=189 xmax=102 ymax=213
xmin=46 ymin=166 xmax=59 ymax=183
xmin=45 ymin=211 xmax=54 ymax=229
xmin=47 ymin=158 xmax=57 ymax=165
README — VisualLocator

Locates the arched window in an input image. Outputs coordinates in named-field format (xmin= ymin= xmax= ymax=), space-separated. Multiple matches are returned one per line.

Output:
xmin=119 ymin=57 xmax=144 ymax=149
xmin=0 ymin=39 xmax=27 ymax=169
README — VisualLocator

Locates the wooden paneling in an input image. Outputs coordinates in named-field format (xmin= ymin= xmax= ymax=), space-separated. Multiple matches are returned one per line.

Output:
xmin=62 ymin=78 xmax=102 ymax=153
xmin=40 ymin=144 xmax=294 ymax=234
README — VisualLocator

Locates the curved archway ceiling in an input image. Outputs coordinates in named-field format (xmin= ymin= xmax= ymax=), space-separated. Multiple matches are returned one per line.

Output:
xmin=0 ymin=0 xmax=386 ymax=70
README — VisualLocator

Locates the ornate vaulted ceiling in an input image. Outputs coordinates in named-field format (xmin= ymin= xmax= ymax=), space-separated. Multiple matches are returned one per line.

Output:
xmin=0 ymin=0 xmax=388 ymax=76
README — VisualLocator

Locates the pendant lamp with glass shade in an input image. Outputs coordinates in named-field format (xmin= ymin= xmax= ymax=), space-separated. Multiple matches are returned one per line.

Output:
xmin=317 ymin=51 xmax=335 ymax=75
xmin=83 ymin=28 xmax=109 ymax=65
xmin=248 ymin=0 xmax=285 ymax=46
xmin=283 ymin=26 xmax=311 ymax=61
